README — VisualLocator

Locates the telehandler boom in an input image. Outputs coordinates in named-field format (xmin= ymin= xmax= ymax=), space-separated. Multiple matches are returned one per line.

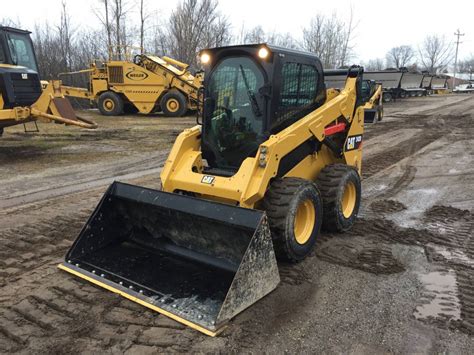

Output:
xmin=60 ymin=44 xmax=368 ymax=336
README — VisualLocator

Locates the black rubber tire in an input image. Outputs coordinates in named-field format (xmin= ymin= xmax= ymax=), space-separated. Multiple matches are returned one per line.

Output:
xmin=317 ymin=164 xmax=361 ymax=233
xmin=383 ymin=92 xmax=392 ymax=103
xmin=377 ymin=106 xmax=383 ymax=121
xmin=98 ymin=91 xmax=124 ymax=116
xmin=262 ymin=178 xmax=323 ymax=262
xmin=161 ymin=91 xmax=187 ymax=117
xmin=400 ymin=91 xmax=407 ymax=99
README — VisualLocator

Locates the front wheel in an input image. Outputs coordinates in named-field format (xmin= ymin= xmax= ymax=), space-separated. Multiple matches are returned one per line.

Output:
xmin=97 ymin=91 xmax=124 ymax=116
xmin=263 ymin=178 xmax=323 ymax=262
xmin=161 ymin=91 xmax=187 ymax=117
xmin=317 ymin=164 xmax=361 ymax=232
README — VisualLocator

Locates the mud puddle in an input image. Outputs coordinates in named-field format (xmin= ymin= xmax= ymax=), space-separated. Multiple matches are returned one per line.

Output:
xmin=414 ymin=270 xmax=461 ymax=321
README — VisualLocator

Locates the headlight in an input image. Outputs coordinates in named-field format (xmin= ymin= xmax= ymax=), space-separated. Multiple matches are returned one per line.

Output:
xmin=200 ymin=53 xmax=210 ymax=64
xmin=258 ymin=47 xmax=269 ymax=59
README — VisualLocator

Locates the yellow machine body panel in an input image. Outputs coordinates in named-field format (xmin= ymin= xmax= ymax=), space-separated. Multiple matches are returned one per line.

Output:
xmin=161 ymin=78 xmax=364 ymax=208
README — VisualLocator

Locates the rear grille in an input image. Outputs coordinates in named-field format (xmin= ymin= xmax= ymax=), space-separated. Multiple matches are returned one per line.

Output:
xmin=10 ymin=72 xmax=42 ymax=107
xmin=108 ymin=66 xmax=124 ymax=84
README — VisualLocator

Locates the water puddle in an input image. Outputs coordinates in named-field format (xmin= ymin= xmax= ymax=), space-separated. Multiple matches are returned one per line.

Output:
xmin=414 ymin=270 xmax=461 ymax=321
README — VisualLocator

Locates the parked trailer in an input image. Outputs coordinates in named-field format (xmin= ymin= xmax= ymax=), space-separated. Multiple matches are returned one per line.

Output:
xmin=431 ymin=75 xmax=449 ymax=94
xmin=399 ymin=71 xmax=425 ymax=97
xmin=421 ymin=73 xmax=433 ymax=95
xmin=363 ymin=70 xmax=404 ymax=103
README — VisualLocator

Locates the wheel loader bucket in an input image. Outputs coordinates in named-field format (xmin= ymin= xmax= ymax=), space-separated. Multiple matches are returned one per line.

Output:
xmin=59 ymin=182 xmax=280 ymax=336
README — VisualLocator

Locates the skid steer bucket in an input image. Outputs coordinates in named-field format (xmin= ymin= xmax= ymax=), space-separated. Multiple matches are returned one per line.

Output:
xmin=59 ymin=182 xmax=280 ymax=336
xmin=364 ymin=109 xmax=377 ymax=123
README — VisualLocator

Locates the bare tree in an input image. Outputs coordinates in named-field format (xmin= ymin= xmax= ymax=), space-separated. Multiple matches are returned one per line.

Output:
xmin=243 ymin=26 xmax=266 ymax=43
xmin=113 ymin=0 xmax=123 ymax=59
xmin=302 ymin=13 xmax=355 ymax=68
xmin=238 ymin=25 xmax=299 ymax=49
xmin=57 ymin=1 xmax=74 ymax=71
xmin=418 ymin=35 xmax=453 ymax=73
xmin=364 ymin=58 xmax=385 ymax=71
xmin=386 ymin=45 xmax=414 ymax=68
xmin=165 ymin=0 xmax=231 ymax=69
xmin=138 ymin=0 xmax=151 ymax=53
xmin=103 ymin=0 xmax=112 ymax=57
xmin=458 ymin=55 xmax=474 ymax=73
xmin=0 ymin=18 xmax=21 ymax=27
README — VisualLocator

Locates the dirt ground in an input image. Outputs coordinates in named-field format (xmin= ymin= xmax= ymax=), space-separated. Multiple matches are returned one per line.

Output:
xmin=0 ymin=95 xmax=473 ymax=354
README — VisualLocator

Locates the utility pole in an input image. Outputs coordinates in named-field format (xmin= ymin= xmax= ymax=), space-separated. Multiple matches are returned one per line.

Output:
xmin=453 ymin=29 xmax=465 ymax=89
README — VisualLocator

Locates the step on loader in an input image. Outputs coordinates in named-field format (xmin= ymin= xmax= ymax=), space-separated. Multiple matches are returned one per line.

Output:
xmin=60 ymin=44 xmax=368 ymax=336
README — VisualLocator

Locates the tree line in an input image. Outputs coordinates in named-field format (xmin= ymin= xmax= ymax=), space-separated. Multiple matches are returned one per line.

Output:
xmin=2 ymin=0 xmax=472 ymax=80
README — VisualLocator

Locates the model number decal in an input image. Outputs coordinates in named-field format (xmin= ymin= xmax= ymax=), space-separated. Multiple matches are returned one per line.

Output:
xmin=201 ymin=175 xmax=215 ymax=184
xmin=125 ymin=70 xmax=149 ymax=81
xmin=346 ymin=135 xmax=362 ymax=151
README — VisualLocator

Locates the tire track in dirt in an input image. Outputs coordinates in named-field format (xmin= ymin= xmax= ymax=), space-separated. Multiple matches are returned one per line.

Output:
xmin=0 ymin=212 xmax=89 ymax=286
xmin=0 ymin=154 xmax=167 ymax=210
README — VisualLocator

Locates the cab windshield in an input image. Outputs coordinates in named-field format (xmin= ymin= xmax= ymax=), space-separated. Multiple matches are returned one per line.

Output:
xmin=203 ymin=56 xmax=265 ymax=169
xmin=7 ymin=32 xmax=38 ymax=72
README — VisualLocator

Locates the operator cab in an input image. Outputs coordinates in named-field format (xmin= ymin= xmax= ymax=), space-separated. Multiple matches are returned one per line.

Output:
xmin=199 ymin=44 xmax=326 ymax=174
xmin=0 ymin=27 xmax=42 ymax=109
xmin=0 ymin=27 xmax=38 ymax=72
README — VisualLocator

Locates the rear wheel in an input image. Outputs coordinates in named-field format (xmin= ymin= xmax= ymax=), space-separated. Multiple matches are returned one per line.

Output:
xmin=383 ymin=92 xmax=392 ymax=103
xmin=98 ymin=91 xmax=124 ymax=116
xmin=161 ymin=91 xmax=187 ymax=117
xmin=263 ymin=178 xmax=323 ymax=262
xmin=317 ymin=164 xmax=361 ymax=232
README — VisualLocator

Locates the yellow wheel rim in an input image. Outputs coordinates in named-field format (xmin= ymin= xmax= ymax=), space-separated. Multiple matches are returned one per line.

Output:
xmin=103 ymin=99 xmax=115 ymax=112
xmin=294 ymin=199 xmax=316 ymax=245
xmin=166 ymin=98 xmax=180 ymax=113
xmin=342 ymin=181 xmax=356 ymax=218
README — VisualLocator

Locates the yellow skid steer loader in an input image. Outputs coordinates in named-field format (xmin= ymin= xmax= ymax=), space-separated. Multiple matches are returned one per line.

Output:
xmin=60 ymin=44 xmax=367 ymax=336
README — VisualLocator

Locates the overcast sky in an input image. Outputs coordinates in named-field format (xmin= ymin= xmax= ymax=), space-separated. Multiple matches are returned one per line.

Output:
xmin=7 ymin=0 xmax=474 ymax=63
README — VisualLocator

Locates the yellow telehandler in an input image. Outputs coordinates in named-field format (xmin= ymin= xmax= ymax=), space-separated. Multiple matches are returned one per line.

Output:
xmin=57 ymin=54 xmax=202 ymax=117
xmin=60 ymin=44 xmax=367 ymax=336
xmin=0 ymin=26 xmax=97 ymax=136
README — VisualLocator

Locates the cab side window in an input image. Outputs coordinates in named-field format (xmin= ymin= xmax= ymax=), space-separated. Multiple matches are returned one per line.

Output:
xmin=276 ymin=62 xmax=318 ymax=125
